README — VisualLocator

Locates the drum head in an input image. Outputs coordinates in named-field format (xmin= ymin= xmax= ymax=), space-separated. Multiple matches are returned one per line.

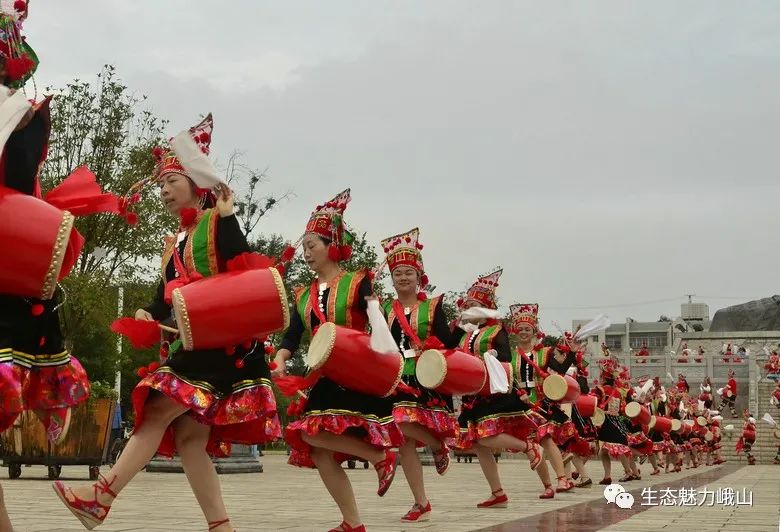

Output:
xmin=542 ymin=374 xmax=567 ymax=401
xmin=416 ymin=349 xmax=447 ymax=389
xmin=307 ymin=322 xmax=337 ymax=370
xmin=625 ymin=402 xmax=641 ymax=419
xmin=705 ymin=431 xmax=714 ymax=442
xmin=592 ymin=407 xmax=605 ymax=427
xmin=697 ymin=416 xmax=707 ymax=427
xmin=671 ymin=419 xmax=682 ymax=432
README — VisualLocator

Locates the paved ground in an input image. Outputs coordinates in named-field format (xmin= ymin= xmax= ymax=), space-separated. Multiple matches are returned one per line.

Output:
xmin=2 ymin=454 xmax=778 ymax=531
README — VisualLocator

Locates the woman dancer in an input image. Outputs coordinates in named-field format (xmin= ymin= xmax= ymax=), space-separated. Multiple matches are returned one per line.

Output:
xmin=273 ymin=189 xmax=402 ymax=532
xmin=453 ymin=272 xmax=548 ymax=504
xmin=53 ymin=115 xmax=281 ymax=532
xmin=380 ymin=228 xmax=458 ymax=522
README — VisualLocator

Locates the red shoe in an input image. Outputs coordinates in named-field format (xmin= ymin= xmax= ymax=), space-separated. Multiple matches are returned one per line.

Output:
xmin=599 ymin=477 xmax=612 ymax=485
xmin=525 ymin=442 xmax=542 ymax=470
xmin=208 ymin=518 xmax=233 ymax=531
xmin=401 ymin=502 xmax=431 ymax=522
xmin=328 ymin=522 xmax=366 ymax=532
xmin=539 ymin=485 xmax=555 ymax=499
xmin=52 ymin=474 xmax=117 ymax=530
xmin=375 ymin=450 xmax=398 ymax=497
xmin=477 ymin=489 xmax=508 ymax=508
xmin=433 ymin=446 xmax=450 ymax=476
xmin=556 ymin=476 xmax=574 ymax=493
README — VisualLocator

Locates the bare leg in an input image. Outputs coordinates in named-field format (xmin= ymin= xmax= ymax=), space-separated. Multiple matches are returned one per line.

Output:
xmin=572 ymin=455 xmax=590 ymax=481
xmin=302 ymin=432 xmax=385 ymax=465
xmin=474 ymin=444 xmax=503 ymax=499
xmin=399 ymin=422 xmax=442 ymax=450
xmin=479 ymin=435 xmax=550 ymax=490
xmin=540 ymin=436 xmax=568 ymax=488
xmin=399 ymin=438 xmax=428 ymax=506
xmin=172 ymin=416 xmax=231 ymax=532
xmin=310 ymin=447 xmax=361 ymax=527
xmin=600 ymin=448 xmax=612 ymax=480
xmin=65 ymin=393 xmax=186 ymax=505
xmin=0 ymin=484 xmax=12 ymax=532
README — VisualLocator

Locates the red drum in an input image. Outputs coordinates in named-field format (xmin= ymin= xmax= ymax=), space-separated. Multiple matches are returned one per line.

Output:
xmin=542 ymin=374 xmax=581 ymax=403
xmin=671 ymin=419 xmax=682 ymax=432
xmin=417 ymin=349 xmax=487 ymax=395
xmin=696 ymin=416 xmax=708 ymax=427
xmin=172 ymin=268 xmax=290 ymax=350
xmin=648 ymin=416 xmax=673 ymax=433
xmin=725 ymin=388 xmax=734 ymax=398
xmin=477 ymin=361 xmax=513 ymax=396
xmin=0 ymin=191 xmax=80 ymax=299
xmin=742 ymin=426 xmax=756 ymax=444
xmin=625 ymin=402 xmax=652 ymax=425
xmin=307 ymin=322 xmax=404 ymax=397
xmin=677 ymin=422 xmax=692 ymax=437
xmin=575 ymin=394 xmax=599 ymax=417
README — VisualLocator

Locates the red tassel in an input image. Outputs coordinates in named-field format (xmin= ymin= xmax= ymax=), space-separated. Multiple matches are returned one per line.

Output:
xmin=14 ymin=1 xmax=26 ymax=11
xmin=180 ymin=207 xmax=198 ymax=227
xmin=44 ymin=166 xmax=121 ymax=217
xmin=420 ymin=274 xmax=429 ymax=287
xmin=5 ymin=55 xmax=34 ymax=82
xmin=39 ymin=336 xmax=46 ymax=347
xmin=225 ymin=345 xmax=236 ymax=356
xmin=152 ymin=146 xmax=165 ymax=160
xmin=281 ymin=245 xmax=296 ymax=262
xmin=339 ymin=245 xmax=352 ymax=260
xmin=273 ymin=373 xmax=321 ymax=397
xmin=226 ymin=252 xmax=274 ymax=271
xmin=235 ymin=359 xmax=245 ymax=369
xmin=125 ymin=212 xmax=139 ymax=226
xmin=199 ymin=131 xmax=211 ymax=143
xmin=136 ymin=367 xmax=149 ymax=378
xmin=274 ymin=263 xmax=286 ymax=276
xmin=148 ymin=361 xmax=160 ymax=372
xmin=417 ymin=291 xmax=427 ymax=301
xmin=268 ymin=360 xmax=278 ymax=371
xmin=264 ymin=344 xmax=275 ymax=355
xmin=327 ymin=244 xmax=341 ymax=262
xmin=30 ymin=303 xmax=44 ymax=316
xmin=111 ymin=317 xmax=161 ymax=349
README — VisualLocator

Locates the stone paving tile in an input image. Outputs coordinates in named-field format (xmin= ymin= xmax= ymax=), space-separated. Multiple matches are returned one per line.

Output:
xmin=2 ymin=454 xmax=778 ymax=531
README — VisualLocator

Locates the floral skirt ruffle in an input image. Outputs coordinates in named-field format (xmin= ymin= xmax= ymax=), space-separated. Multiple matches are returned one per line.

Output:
xmin=627 ymin=431 xmax=654 ymax=455
xmin=601 ymin=442 xmax=632 ymax=458
xmin=456 ymin=393 xmax=544 ymax=450
xmin=392 ymin=402 xmax=459 ymax=447
xmin=0 ymin=349 xmax=89 ymax=433
xmin=132 ymin=366 xmax=281 ymax=458
xmin=285 ymin=377 xmax=403 ymax=468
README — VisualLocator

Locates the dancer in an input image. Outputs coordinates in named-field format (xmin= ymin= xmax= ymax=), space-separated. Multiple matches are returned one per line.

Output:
xmin=54 ymin=115 xmax=282 ymax=532
xmin=379 ymin=228 xmax=458 ymax=522
xmin=721 ymin=369 xmax=737 ymax=417
xmin=735 ymin=410 xmax=757 ymax=465
xmin=453 ymin=272 xmax=547 ymax=505
xmin=699 ymin=376 xmax=713 ymax=409
xmin=273 ymin=189 xmax=402 ymax=532
xmin=593 ymin=357 xmax=636 ymax=484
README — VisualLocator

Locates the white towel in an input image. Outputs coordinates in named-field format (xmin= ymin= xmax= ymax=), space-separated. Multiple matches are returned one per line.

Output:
xmin=366 ymin=299 xmax=398 ymax=355
xmin=0 ymin=89 xmax=32 ymax=152
xmin=484 ymin=350 xmax=509 ymax=394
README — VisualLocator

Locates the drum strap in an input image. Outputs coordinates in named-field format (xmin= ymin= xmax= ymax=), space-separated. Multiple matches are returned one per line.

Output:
xmin=392 ymin=300 xmax=423 ymax=348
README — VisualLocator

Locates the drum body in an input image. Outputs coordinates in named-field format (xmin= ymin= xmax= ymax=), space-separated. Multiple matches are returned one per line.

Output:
xmin=648 ymin=415 xmax=673 ymax=433
xmin=542 ymin=374 xmax=580 ymax=402
xmin=625 ymin=402 xmax=652 ymax=425
xmin=172 ymin=267 xmax=289 ymax=350
xmin=0 ymin=192 xmax=78 ymax=299
xmin=575 ymin=394 xmax=599 ymax=417
xmin=417 ymin=349 xmax=486 ymax=396
xmin=307 ymin=322 xmax=404 ymax=398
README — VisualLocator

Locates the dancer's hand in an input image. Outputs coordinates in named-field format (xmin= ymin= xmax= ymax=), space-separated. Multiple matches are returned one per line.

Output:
xmin=272 ymin=348 xmax=291 ymax=377
xmin=214 ymin=183 xmax=234 ymax=217
xmin=135 ymin=309 xmax=153 ymax=321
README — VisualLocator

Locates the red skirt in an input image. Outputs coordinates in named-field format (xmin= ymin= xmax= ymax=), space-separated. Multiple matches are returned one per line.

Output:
xmin=132 ymin=366 xmax=281 ymax=457
xmin=0 ymin=349 xmax=89 ymax=433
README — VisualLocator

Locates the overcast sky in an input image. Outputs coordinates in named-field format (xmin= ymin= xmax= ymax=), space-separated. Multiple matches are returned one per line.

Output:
xmin=28 ymin=1 xmax=780 ymax=331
